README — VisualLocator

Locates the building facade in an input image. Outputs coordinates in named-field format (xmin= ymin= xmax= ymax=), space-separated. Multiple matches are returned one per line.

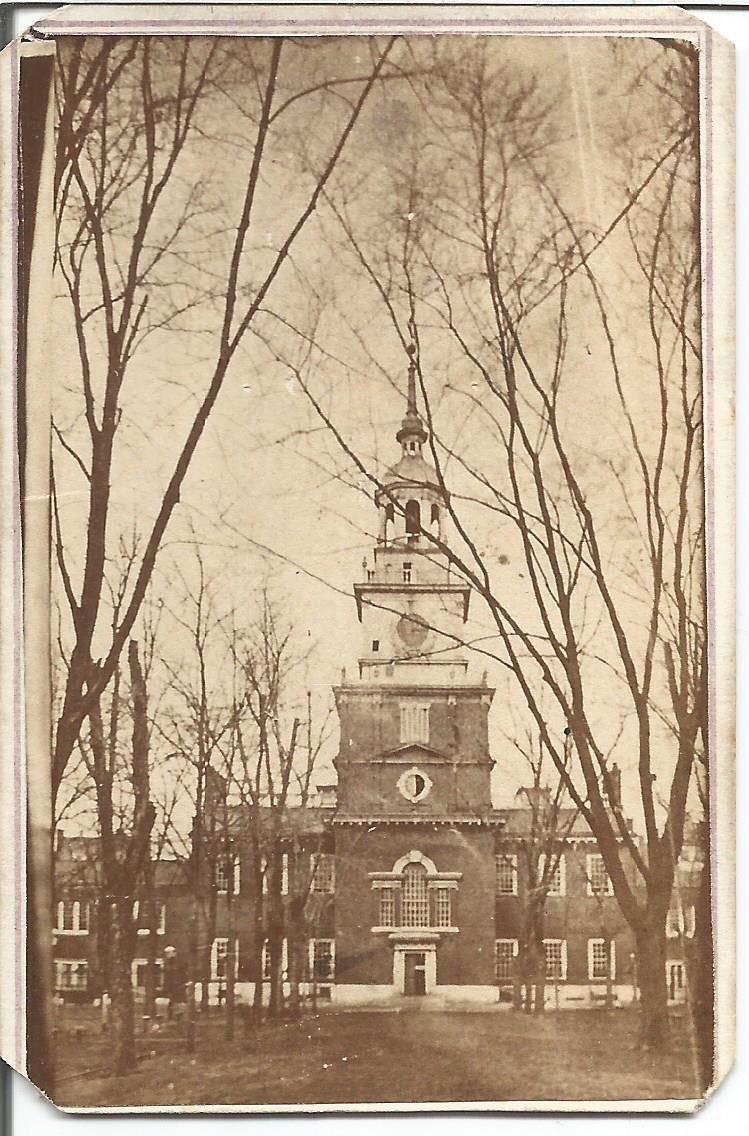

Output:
xmin=53 ymin=371 xmax=697 ymax=1010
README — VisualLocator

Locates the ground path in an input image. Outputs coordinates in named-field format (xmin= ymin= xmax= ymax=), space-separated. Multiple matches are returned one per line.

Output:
xmin=53 ymin=1008 xmax=699 ymax=1109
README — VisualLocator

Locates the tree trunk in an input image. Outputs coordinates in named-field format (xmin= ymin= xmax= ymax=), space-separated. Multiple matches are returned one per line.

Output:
xmin=605 ymin=937 xmax=614 ymax=1010
xmin=225 ymin=936 xmax=236 ymax=1041
xmin=110 ymin=898 xmax=137 ymax=1076
xmin=691 ymin=844 xmax=714 ymax=1091
xmin=143 ymin=869 xmax=157 ymax=1020
xmin=185 ymin=896 xmax=199 ymax=1053
xmin=636 ymin=924 xmax=669 ymax=1049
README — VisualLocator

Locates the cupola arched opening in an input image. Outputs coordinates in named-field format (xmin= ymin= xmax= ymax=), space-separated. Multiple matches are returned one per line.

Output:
xmin=405 ymin=499 xmax=421 ymax=535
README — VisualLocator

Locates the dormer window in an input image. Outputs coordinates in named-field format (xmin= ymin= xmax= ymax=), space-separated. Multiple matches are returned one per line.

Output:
xmin=403 ymin=562 xmax=412 ymax=583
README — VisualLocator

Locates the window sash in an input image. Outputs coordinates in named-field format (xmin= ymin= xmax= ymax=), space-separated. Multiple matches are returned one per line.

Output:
xmin=539 ymin=853 xmax=566 ymax=896
xmin=587 ymin=938 xmax=616 ymax=981
xmin=543 ymin=939 xmax=567 ymax=981
xmin=495 ymin=853 xmax=518 ymax=896
xmin=262 ymin=937 xmax=288 ymax=981
xmin=310 ymin=853 xmax=335 ymax=894
xmin=55 ymin=960 xmax=88 ymax=990
xmin=132 ymin=959 xmax=165 ymax=990
xmin=401 ymin=864 xmax=429 ymax=927
xmin=434 ymin=887 xmax=452 ymax=928
xmin=586 ymin=854 xmax=613 ymax=896
xmin=495 ymin=939 xmax=518 ymax=981
xmin=57 ymin=899 xmax=89 ymax=933
xmin=309 ymin=938 xmax=335 ymax=982
xmin=379 ymin=888 xmax=396 ymax=927
xmin=133 ymin=899 xmax=166 ymax=934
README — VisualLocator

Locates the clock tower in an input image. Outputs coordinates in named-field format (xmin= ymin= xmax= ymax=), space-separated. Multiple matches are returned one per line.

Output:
xmin=331 ymin=354 xmax=501 ymax=1005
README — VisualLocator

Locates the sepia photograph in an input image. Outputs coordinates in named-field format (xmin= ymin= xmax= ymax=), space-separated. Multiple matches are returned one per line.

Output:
xmin=4 ymin=3 xmax=735 ymax=1114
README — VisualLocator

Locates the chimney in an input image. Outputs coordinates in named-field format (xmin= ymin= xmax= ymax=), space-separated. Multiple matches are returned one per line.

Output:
xmin=517 ymin=785 xmax=551 ymax=815
xmin=316 ymin=784 xmax=337 ymax=810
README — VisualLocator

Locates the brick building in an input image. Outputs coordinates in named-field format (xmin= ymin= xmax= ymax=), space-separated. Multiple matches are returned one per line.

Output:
xmin=53 ymin=371 xmax=696 ymax=1009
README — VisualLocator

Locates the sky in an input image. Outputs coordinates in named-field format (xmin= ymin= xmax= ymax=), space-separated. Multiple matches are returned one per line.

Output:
xmin=50 ymin=33 xmax=702 ymax=830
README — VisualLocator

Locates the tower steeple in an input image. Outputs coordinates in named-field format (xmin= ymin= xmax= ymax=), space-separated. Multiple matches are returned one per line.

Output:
xmin=395 ymin=346 xmax=428 ymax=457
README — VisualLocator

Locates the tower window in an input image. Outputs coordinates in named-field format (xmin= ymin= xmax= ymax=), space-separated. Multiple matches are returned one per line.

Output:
xmin=403 ymin=562 xmax=412 ymax=583
xmin=367 ymin=569 xmax=375 ymax=581
xmin=431 ymin=503 xmax=440 ymax=524
xmin=400 ymin=703 xmax=429 ymax=743
xmin=405 ymin=499 xmax=421 ymax=534
xmin=385 ymin=503 xmax=395 ymax=524
xmin=372 ymin=639 xmax=379 ymax=652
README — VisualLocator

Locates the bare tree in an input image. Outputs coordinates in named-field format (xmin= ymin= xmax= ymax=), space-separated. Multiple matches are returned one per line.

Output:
xmin=264 ymin=41 xmax=704 ymax=1051
xmin=507 ymin=729 xmax=579 ymax=1014
xmin=51 ymin=34 xmax=400 ymax=808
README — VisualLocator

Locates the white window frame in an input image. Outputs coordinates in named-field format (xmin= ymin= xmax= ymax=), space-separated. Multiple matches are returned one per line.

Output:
xmin=131 ymin=958 xmax=165 ymax=990
xmin=587 ymin=937 xmax=616 ymax=981
xmin=495 ymin=852 xmax=518 ymax=896
xmin=434 ymin=887 xmax=452 ymax=928
xmin=56 ymin=899 xmax=89 ymax=934
xmin=666 ymin=904 xmax=695 ymax=938
xmin=308 ymin=938 xmax=336 ymax=983
xmin=261 ymin=852 xmax=288 ymax=896
xmin=666 ymin=959 xmax=686 ymax=996
xmin=495 ymin=938 xmax=519 ymax=981
xmin=133 ymin=899 xmax=166 ymax=935
xmin=379 ymin=887 xmax=396 ymax=928
xmin=55 ymin=959 xmax=89 ymax=990
xmin=310 ymin=852 xmax=335 ymax=894
xmin=543 ymin=938 xmax=568 ymax=981
xmin=399 ymin=702 xmax=430 ymax=744
xmin=539 ymin=852 xmax=566 ymax=896
xmin=586 ymin=853 xmax=614 ymax=896
xmin=210 ymin=936 xmax=238 ymax=981
xmin=261 ymin=937 xmax=288 ymax=981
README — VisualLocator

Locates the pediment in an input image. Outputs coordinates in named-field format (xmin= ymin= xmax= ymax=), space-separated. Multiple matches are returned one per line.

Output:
xmin=379 ymin=742 xmax=446 ymax=763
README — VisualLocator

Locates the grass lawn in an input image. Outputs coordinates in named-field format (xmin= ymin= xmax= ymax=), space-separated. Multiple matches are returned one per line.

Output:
xmin=52 ymin=1008 xmax=700 ymax=1110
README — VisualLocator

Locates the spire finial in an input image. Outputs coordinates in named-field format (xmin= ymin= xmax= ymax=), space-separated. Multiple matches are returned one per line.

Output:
xmin=406 ymin=343 xmax=418 ymax=418
xmin=396 ymin=344 xmax=427 ymax=454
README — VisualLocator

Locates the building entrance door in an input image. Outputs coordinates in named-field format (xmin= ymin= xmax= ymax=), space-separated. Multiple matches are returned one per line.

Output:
xmin=403 ymin=951 xmax=427 ymax=996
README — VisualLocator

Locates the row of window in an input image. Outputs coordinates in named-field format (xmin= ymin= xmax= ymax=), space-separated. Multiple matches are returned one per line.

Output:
xmin=55 ymin=900 xmax=166 ymax=935
xmin=366 ymin=561 xmax=418 ymax=585
xmin=495 ymin=853 xmax=614 ymax=898
xmin=211 ymin=937 xmax=335 ymax=983
xmin=54 ymin=939 xmax=337 ymax=992
xmin=494 ymin=938 xmax=616 ymax=983
xmin=214 ymin=852 xmax=335 ymax=897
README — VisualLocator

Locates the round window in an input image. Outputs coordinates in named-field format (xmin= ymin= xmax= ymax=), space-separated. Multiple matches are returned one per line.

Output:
xmin=397 ymin=766 xmax=432 ymax=803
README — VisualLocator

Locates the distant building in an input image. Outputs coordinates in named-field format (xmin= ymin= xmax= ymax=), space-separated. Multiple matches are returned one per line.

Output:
xmin=53 ymin=370 xmax=697 ymax=1009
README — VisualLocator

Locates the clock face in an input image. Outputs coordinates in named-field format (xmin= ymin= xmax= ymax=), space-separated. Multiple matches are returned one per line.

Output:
xmin=397 ymin=766 xmax=432 ymax=803
xmin=396 ymin=611 xmax=428 ymax=649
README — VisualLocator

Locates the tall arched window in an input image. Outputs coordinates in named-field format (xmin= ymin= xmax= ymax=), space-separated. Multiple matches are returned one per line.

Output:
xmin=402 ymin=863 xmax=429 ymax=927
xmin=405 ymin=499 xmax=421 ymax=535
xmin=430 ymin=503 xmax=440 ymax=525
xmin=385 ymin=503 xmax=395 ymax=524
